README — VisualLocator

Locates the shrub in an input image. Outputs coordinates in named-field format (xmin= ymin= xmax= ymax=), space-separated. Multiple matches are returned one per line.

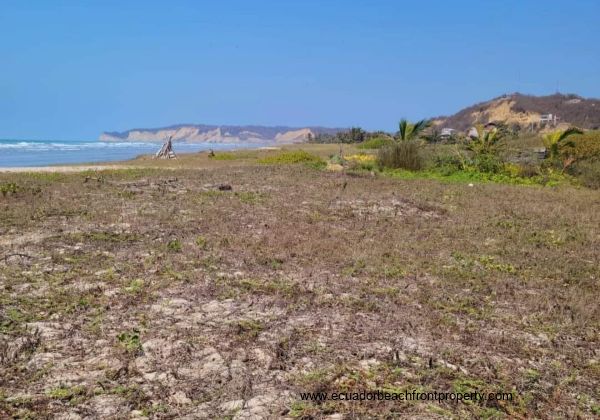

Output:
xmin=434 ymin=155 xmax=465 ymax=175
xmin=503 ymin=163 xmax=522 ymax=177
xmin=346 ymin=154 xmax=377 ymax=171
xmin=345 ymin=154 xmax=376 ymax=164
xmin=377 ymin=142 xmax=423 ymax=170
xmin=517 ymin=163 xmax=540 ymax=178
xmin=542 ymin=127 xmax=583 ymax=160
xmin=570 ymin=158 xmax=600 ymax=189
xmin=258 ymin=150 xmax=323 ymax=165
xmin=465 ymin=125 xmax=504 ymax=156
xmin=473 ymin=154 xmax=503 ymax=173
xmin=559 ymin=130 xmax=600 ymax=169
xmin=357 ymin=137 xmax=394 ymax=150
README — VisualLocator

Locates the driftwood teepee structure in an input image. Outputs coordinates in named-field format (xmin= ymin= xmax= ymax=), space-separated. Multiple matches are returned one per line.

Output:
xmin=155 ymin=135 xmax=176 ymax=159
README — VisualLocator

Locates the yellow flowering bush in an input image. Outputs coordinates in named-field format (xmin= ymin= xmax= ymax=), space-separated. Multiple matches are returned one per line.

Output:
xmin=345 ymin=154 xmax=376 ymax=163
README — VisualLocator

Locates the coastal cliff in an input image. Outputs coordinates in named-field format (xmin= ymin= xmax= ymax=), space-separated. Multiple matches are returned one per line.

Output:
xmin=100 ymin=124 xmax=343 ymax=143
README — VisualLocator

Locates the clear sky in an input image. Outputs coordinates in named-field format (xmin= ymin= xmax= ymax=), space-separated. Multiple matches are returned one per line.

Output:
xmin=1 ymin=0 xmax=599 ymax=140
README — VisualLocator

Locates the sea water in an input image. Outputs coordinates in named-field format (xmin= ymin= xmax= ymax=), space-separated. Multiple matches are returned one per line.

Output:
xmin=0 ymin=139 xmax=262 ymax=167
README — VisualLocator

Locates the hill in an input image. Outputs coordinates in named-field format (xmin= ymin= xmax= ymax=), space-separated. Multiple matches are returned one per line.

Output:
xmin=433 ymin=93 xmax=600 ymax=131
xmin=100 ymin=124 xmax=344 ymax=144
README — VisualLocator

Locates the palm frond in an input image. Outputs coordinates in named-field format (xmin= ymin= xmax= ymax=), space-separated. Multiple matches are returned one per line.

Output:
xmin=557 ymin=127 xmax=583 ymax=143
xmin=411 ymin=119 xmax=431 ymax=137
xmin=398 ymin=119 xmax=409 ymax=141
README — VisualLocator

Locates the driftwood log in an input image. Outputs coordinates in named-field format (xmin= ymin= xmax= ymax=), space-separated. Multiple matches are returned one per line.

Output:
xmin=155 ymin=136 xmax=176 ymax=159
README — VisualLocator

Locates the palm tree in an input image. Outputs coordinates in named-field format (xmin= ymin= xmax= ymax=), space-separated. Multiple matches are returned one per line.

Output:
xmin=397 ymin=119 xmax=431 ymax=141
xmin=466 ymin=124 xmax=503 ymax=156
xmin=542 ymin=127 xmax=583 ymax=159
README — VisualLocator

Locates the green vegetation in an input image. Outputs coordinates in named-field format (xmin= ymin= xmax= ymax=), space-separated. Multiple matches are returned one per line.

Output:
xmin=195 ymin=235 xmax=208 ymax=249
xmin=374 ymin=118 xmax=430 ymax=170
xmin=356 ymin=136 xmax=394 ymax=150
xmin=339 ymin=121 xmax=600 ymax=188
xmin=235 ymin=319 xmax=264 ymax=339
xmin=534 ymin=129 xmax=600 ymax=187
xmin=304 ymin=117 xmax=599 ymax=189
xmin=311 ymin=127 xmax=367 ymax=143
xmin=465 ymin=124 xmax=503 ymax=156
xmin=560 ymin=130 xmax=600 ymax=175
xmin=46 ymin=385 xmax=87 ymax=401
xmin=571 ymin=158 xmax=600 ymax=189
xmin=258 ymin=150 xmax=324 ymax=165
xmin=396 ymin=118 xmax=431 ymax=141
xmin=209 ymin=150 xmax=258 ymax=160
xmin=124 ymin=279 xmax=145 ymax=295
xmin=167 ymin=239 xmax=182 ymax=252
xmin=116 ymin=329 xmax=142 ymax=354
xmin=542 ymin=127 xmax=582 ymax=160
xmin=384 ymin=166 xmax=570 ymax=186
xmin=377 ymin=141 xmax=423 ymax=170
xmin=0 ymin=182 xmax=19 ymax=197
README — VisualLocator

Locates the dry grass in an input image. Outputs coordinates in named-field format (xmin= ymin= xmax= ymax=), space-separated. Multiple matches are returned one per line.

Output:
xmin=0 ymin=149 xmax=598 ymax=418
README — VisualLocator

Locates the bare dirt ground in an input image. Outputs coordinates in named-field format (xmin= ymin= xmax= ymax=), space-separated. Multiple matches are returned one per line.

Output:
xmin=0 ymin=151 xmax=599 ymax=418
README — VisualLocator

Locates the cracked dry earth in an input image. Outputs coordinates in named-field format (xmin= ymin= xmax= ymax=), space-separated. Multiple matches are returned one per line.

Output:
xmin=0 ymin=164 xmax=599 ymax=418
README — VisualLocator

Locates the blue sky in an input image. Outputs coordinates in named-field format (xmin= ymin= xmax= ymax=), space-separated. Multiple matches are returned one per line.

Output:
xmin=1 ymin=0 xmax=599 ymax=140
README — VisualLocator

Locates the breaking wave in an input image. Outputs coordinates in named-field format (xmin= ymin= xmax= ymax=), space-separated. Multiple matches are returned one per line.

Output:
xmin=0 ymin=140 xmax=209 ymax=151
xmin=0 ymin=139 xmax=261 ymax=167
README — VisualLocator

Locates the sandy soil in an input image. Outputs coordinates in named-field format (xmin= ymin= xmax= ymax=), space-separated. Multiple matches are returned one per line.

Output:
xmin=0 ymin=147 xmax=598 ymax=418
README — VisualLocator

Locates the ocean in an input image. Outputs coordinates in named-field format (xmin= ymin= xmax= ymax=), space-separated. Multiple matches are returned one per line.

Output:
xmin=0 ymin=139 xmax=260 ymax=167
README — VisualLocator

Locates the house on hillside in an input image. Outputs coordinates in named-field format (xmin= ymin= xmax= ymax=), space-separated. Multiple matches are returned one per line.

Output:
xmin=440 ymin=128 xmax=456 ymax=139
xmin=540 ymin=113 xmax=558 ymax=126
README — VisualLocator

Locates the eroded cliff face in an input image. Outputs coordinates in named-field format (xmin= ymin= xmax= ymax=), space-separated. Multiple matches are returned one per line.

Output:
xmin=434 ymin=93 xmax=600 ymax=131
xmin=100 ymin=124 xmax=338 ymax=143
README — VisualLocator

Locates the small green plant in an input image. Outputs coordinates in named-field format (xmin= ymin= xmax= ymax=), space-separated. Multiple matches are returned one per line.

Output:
xmin=477 ymin=255 xmax=516 ymax=273
xmin=46 ymin=385 xmax=86 ymax=401
xmin=0 ymin=307 xmax=27 ymax=333
xmin=167 ymin=239 xmax=182 ymax=252
xmin=235 ymin=319 xmax=264 ymax=338
xmin=117 ymin=329 xmax=142 ymax=353
xmin=195 ymin=235 xmax=208 ymax=249
xmin=124 ymin=279 xmax=144 ymax=294
xmin=269 ymin=258 xmax=283 ymax=270
xmin=0 ymin=182 xmax=19 ymax=197
xmin=236 ymin=191 xmax=264 ymax=204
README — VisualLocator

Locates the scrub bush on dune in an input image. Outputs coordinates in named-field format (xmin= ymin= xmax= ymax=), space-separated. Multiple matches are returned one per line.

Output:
xmin=377 ymin=142 xmax=423 ymax=170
